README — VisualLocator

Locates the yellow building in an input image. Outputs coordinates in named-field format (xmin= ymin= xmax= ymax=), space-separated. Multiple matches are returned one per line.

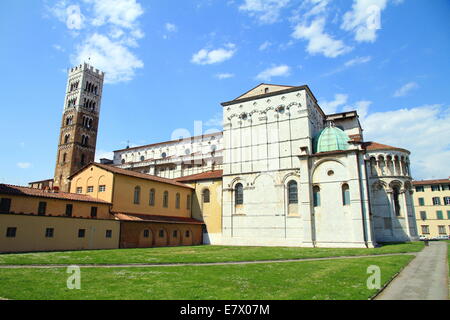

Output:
xmin=175 ymin=170 xmax=223 ymax=243
xmin=69 ymin=163 xmax=203 ymax=247
xmin=412 ymin=178 xmax=450 ymax=239
xmin=0 ymin=184 xmax=119 ymax=253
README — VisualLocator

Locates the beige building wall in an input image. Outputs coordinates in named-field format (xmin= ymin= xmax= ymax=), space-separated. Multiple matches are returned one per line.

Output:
xmin=0 ymin=214 xmax=119 ymax=253
xmin=188 ymin=179 xmax=222 ymax=242
xmin=70 ymin=165 xmax=114 ymax=203
xmin=1 ymin=194 xmax=111 ymax=219
xmin=413 ymin=180 xmax=450 ymax=238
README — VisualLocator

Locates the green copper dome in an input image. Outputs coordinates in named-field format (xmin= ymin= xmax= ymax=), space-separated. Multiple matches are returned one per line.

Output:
xmin=314 ymin=124 xmax=350 ymax=153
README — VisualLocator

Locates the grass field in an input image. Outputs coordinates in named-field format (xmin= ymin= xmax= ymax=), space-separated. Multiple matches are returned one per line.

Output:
xmin=0 ymin=242 xmax=424 ymax=265
xmin=0 ymin=255 xmax=414 ymax=300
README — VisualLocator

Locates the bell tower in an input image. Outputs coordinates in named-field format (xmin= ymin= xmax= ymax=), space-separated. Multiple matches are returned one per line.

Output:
xmin=54 ymin=63 xmax=105 ymax=192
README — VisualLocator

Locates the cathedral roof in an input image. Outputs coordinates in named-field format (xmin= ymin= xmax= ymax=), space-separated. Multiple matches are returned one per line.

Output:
xmin=314 ymin=124 xmax=350 ymax=153
xmin=174 ymin=170 xmax=223 ymax=182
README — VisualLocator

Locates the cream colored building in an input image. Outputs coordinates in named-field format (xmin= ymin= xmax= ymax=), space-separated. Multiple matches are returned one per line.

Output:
xmin=412 ymin=178 xmax=450 ymax=238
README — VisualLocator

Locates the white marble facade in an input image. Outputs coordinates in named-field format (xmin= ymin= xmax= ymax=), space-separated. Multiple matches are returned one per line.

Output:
xmin=112 ymin=84 xmax=418 ymax=247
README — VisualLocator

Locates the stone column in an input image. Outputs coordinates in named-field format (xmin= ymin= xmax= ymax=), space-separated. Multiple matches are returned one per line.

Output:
xmin=400 ymin=189 xmax=411 ymax=237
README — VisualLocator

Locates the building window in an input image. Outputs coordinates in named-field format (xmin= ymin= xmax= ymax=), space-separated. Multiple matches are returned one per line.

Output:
xmin=432 ymin=197 xmax=441 ymax=205
xmin=437 ymin=210 xmax=444 ymax=220
xmin=159 ymin=230 xmax=165 ymax=238
xmin=78 ymin=229 xmax=86 ymax=238
xmin=87 ymin=186 xmax=94 ymax=193
xmin=420 ymin=211 xmax=427 ymax=220
xmin=187 ymin=195 xmax=191 ymax=210
xmin=6 ymin=227 xmax=16 ymax=238
xmin=149 ymin=189 xmax=155 ymax=206
xmin=431 ymin=185 xmax=441 ymax=192
xmin=442 ymin=185 xmax=450 ymax=191
xmin=235 ymin=183 xmax=244 ymax=205
xmin=173 ymin=230 xmax=178 ymax=238
xmin=45 ymin=228 xmax=54 ymax=238
xmin=65 ymin=204 xmax=73 ymax=217
xmin=202 ymin=189 xmax=211 ymax=203
xmin=99 ymin=185 xmax=106 ymax=192
xmin=38 ymin=202 xmax=47 ymax=216
xmin=438 ymin=225 xmax=446 ymax=235
xmin=0 ymin=198 xmax=11 ymax=213
xmin=143 ymin=230 xmax=150 ymax=238
xmin=313 ymin=186 xmax=321 ymax=207
xmin=421 ymin=225 xmax=430 ymax=235
xmin=393 ymin=186 xmax=401 ymax=216
xmin=90 ymin=207 xmax=97 ymax=218
xmin=342 ymin=184 xmax=350 ymax=206
xmin=447 ymin=211 xmax=450 ymax=219
xmin=444 ymin=197 xmax=450 ymax=205
xmin=140 ymin=156 xmax=145 ymax=161
xmin=418 ymin=198 xmax=425 ymax=206
xmin=288 ymin=180 xmax=298 ymax=204
xmin=176 ymin=193 xmax=180 ymax=209
xmin=81 ymin=154 xmax=86 ymax=166
xmin=185 ymin=230 xmax=190 ymax=238
xmin=415 ymin=186 xmax=424 ymax=192
xmin=134 ymin=186 xmax=141 ymax=204
xmin=106 ymin=230 xmax=112 ymax=238
xmin=163 ymin=191 xmax=169 ymax=208
xmin=76 ymin=187 xmax=83 ymax=194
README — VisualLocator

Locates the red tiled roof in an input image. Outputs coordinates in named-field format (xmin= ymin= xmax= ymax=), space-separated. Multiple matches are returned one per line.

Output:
xmin=0 ymin=184 xmax=110 ymax=204
xmin=113 ymin=213 xmax=204 ymax=225
xmin=362 ymin=141 xmax=410 ymax=154
xmin=174 ymin=170 xmax=223 ymax=182
xmin=70 ymin=163 xmax=194 ymax=189
xmin=412 ymin=178 xmax=450 ymax=186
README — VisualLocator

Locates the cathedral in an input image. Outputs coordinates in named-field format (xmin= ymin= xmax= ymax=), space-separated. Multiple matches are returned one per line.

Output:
xmin=25 ymin=63 xmax=419 ymax=249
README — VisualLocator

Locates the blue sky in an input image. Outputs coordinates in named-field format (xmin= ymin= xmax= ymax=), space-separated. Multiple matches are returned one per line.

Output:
xmin=0 ymin=0 xmax=449 ymax=185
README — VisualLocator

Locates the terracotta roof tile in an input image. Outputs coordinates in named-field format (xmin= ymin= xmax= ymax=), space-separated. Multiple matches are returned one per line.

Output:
xmin=412 ymin=179 xmax=450 ymax=186
xmin=362 ymin=141 xmax=410 ymax=154
xmin=113 ymin=213 xmax=204 ymax=225
xmin=174 ymin=170 xmax=223 ymax=182
xmin=0 ymin=184 xmax=110 ymax=204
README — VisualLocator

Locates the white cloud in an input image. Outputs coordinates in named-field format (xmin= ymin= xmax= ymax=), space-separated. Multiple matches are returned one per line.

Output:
xmin=255 ymin=65 xmax=290 ymax=81
xmin=73 ymin=33 xmax=144 ymax=84
xmin=292 ymin=18 xmax=352 ymax=58
xmin=17 ymin=162 xmax=32 ymax=169
xmin=239 ymin=0 xmax=290 ymax=24
xmin=341 ymin=0 xmax=388 ymax=43
xmin=361 ymin=104 xmax=450 ymax=180
xmin=343 ymin=100 xmax=372 ymax=119
xmin=191 ymin=44 xmax=237 ymax=65
xmin=393 ymin=82 xmax=419 ymax=97
xmin=215 ymin=73 xmax=235 ymax=79
xmin=319 ymin=93 xmax=348 ymax=114
xmin=49 ymin=0 xmax=145 ymax=84
xmin=165 ymin=23 xmax=177 ymax=32
xmin=53 ymin=44 xmax=65 ymax=52
xmin=259 ymin=41 xmax=272 ymax=51
xmin=344 ymin=55 xmax=372 ymax=67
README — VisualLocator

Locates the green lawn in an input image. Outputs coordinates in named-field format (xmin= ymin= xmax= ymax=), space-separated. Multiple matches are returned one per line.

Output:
xmin=0 ymin=242 xmax=424 ymax=265
xmin=0 ymin=255 xmax=413 ymax=300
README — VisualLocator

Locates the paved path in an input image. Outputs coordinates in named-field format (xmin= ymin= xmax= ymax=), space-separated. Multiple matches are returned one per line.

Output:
xmin=0 ymin=252 xmax=416 ymax=269
xmin=376 ymin=242 xmax=449 ymax=300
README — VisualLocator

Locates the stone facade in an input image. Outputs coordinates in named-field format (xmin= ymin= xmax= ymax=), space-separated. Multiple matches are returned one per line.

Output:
xmin=54 ymin=63 xmax=104 ymax=192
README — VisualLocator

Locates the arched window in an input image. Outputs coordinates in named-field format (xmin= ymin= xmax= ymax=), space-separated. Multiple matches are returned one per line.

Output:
xmin=313 ymin=186 xmax=320 ymax=207
xmin=176 ymin=193 xmax=180 ymax=209
xmin=235 ymin=183 xmax=243 ymax=205
xmin=121 ymin=159 xmax=125 ymax=164
xmin=64 ymin=134 xmax=70 ymax=144
xmin=143 ymin=230 xmax=150 ymax=238
xmin=287 ymin=180 xmax=298 ymax=204
xmin=134 ymin=186 xmax=141 ymax=204
xmin=202 ymin=189 xmax=210 ymax=203
xmin=393 ymin=186 xmax=401 ymax=216
xmin=80 ymin=154 xmax=86 ymax=166
xmin=187 ymin=195 xmax=191 ymax=210
xmin=163 ymin=191 xmax=169 ymax=208
xmin=62 ymin=153 xmax=67 ymax=163
xmin=149 ymin=189 xmax=155 ymax=206
xmin=342 ymin=184 xmax=350 ymax=206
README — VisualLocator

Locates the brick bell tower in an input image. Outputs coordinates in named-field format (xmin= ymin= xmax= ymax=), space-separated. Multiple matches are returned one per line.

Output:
xmin=54 ymin=63 xmax=105 ymax=192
